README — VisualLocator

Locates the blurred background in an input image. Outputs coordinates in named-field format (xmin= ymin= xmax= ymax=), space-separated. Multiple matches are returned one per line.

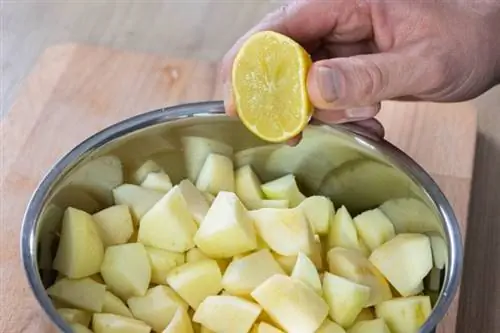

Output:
xmin=2 ymin=1 xmax=500 ymax=332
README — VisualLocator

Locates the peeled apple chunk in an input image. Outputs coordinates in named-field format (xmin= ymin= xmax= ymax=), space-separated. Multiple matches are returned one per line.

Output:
xmin=322 ymin=272 xmax=370 ymax=328
xmin=348 ymin=318 xmax=391 ymax=333
xmin=261 ymin=174 xmax=306 ymax=207
xmin=92 ymin=313 xmax=151 ymax=333
xmin=353 ymin=208 xmax=395 ymax=251
xmin=56 ymin=308 xmax=91 ymax=326
xmin=47 ymin=277 xmax=106 ymax=312
xmin=222 ymin=249 xmax=285 ymax=296
xmin=235 ymin=165 xmax=265 ymax=210
xmin=428 ymin=233 xmax=448 ymax=269
xmin=52 ymin=207 xmax=104 ymax=278
xmin=316 ymin=319 xmax=346 ymax=333
xmin=127 ymin=285 xmax=188 ymax=332
xmin=298 ymin=196 xmax=335 ymax=235
xmin=251 ymin=275 xmax=328 ymax=333
xmin=328 ymin=206 xmax=369 ymax=256
xmin=100 ymin=243 xmax=151 ymax=300
xmin=195 ymin=153 xmax=235 ymax=194
xmin=70 ymin=323 xmax=94 ymax=333
xmin=145 ymin=246 xmax=185 ymax=285
xmin=194 ymin=191 xmax=257 ymax=258
xmin=112 ymin=184 xmax=164 ymax=222
xmin=369 ymin=233 xmax=433 ymax=297
xmin=141 ymin=172 xmax=173 ymax=192
xmin=178 ymin=179 xmax=210 ymax=225
xmin=132 ymin=159 xmax=164 ymax=184
xmin=291 ymin=252 xmax=322 ymax=295
xmin=163 ymin=307 xmax=194 ymax=333
xmin=327 ymin=247 xmax=392 ymax=306
xmin=253 ymin=322 xmax=284 ymax=333
xmin=379 ymin=198 xmax=440 ymax=234
xmin=103 ymin=291 xmax=133 ymax=318
xmin=166 ymin=259 xmax=223 ymax=309
xmin=92 ymin=205 xmax=134 ymax=247
xmin=251 ymin=207 xmax=315 ymax=257
xmin=272 ymin=253 xmax=297 ymax=274
xmin=375 ymin=296 xmax=432 ymax=333
xmin=138 ymin=185 xmax=198 ymax=252
xmin=193 ymin=295 xmax=261 ymax=333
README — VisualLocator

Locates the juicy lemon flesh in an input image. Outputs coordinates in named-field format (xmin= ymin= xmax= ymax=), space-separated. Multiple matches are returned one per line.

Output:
xmin=232 ymin=31 xmax=313 ymax=142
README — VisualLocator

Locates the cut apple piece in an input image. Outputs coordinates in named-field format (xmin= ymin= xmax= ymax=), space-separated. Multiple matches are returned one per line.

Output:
xmin=272 ymin=253 xmax=297 ymax=274
xmin=348 ymin=318 xmax=391 ymax=333
xmin=70 ymin=323 xmax=93 ymax=333
xmin=163 ymin=307 xmax=194 ymax=333
xmin=103 ymin=291 xmax=133 ymax=318
xmin=328 ymin=206 xmax=368 ymax=256
xmin=316 ymin=319 xmax=346 ymax=333
xmin=138 ymin=185 xmax=198 ymax=252
xmin=93 ymin=205 xmax=134 ymax=247
xmin=254 ymin=322 xmax=284 ymax=333
xmin=186 ymin=248 xmax=210 ymax=262
xmin=195 ymin=153 xmax=235 ymax=194
xmin=261 ymin=174 xmax=306 ymax=207
xmin=222 ymin=249 xmax=285 ymax=297
xmin=178 ymin=179 xmax=210 ymax=225
xmin=428 ymin=233 xmax=448 ymax=269
xmin=235 ymin=165 xmax=264 ymax=210
xmin=369 ymin=233 xmax=433 ymax=297
xmin=299 ymin=196 xmax=335 ymax=235
xmin=353 ymin=208 xmax=396 ymax=251
xmin=145 ymin=246 xmax=185 ymax=285
xmin=57 ymin=308 xmax=91 ymax=326
xmin=100 ymin=243 xmax=151 ymax=300
xmin=52 ymin=207 xmax=104 ymax=279
xmin=251 ymin=275 xmax=328 ymax=333
xmin=234 ymin=145 xmax=281 ymax=173
xmin=251 ymin=208 xmax=315 ymax=257
xmin=327 ymin=247 xmax=392 ymax=306
xmin=193 ymin=295 xmax=261 ymax=333
xmin=166 ymin=259 xmax=223 ymax=309
xmin=92 ymin=313 xmax=151 ymax=333
xmin=194 ymin=192 xmax=257 ymax=258
xmin=379 ymin=198 xmax=441 ymax=234
xmin=351 ymin=308 xmax=375 ymax=326
xmin=322 ymin=272 xmax=370 ymax=328
xmin=128 ymin=285 xmax=188 ymax=332
xmin=181 ymin=136 xmax=233 ymax=182
xmin=112 ymin=184 xmax=164 ymax=222
xmin=132 ymin=159 xmax=164 ymax=184
xmin=141 ymin=172 xmax=173 ymax=192
xmin=47 ymin=277 xmax=106 ymax=312
xmin=291 ymin=252 xmax=322 ymax=295
xmin=375 ymin=296 xmax=432 ymax=333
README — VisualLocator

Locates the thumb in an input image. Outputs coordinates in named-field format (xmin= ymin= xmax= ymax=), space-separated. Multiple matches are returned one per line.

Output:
xmin=307 ymin=52 xmax=437 ymax=109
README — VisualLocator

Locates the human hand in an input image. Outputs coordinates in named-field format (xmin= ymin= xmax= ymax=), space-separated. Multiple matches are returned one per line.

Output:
xmin=221 ymin=0 xmax=500 ymax=138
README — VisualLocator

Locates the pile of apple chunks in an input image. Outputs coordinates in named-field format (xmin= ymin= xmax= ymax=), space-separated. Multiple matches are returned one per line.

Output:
xmin=47 ymin=139 xmax=447 ymax=333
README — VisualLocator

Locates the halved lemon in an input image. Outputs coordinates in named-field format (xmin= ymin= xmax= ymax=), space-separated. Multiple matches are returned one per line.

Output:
xmin=232 ymin=31 xmax=313 ymax=143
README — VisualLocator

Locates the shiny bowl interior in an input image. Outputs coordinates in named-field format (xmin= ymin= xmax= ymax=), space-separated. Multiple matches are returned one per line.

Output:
xmin=21 ymin=101 xmax=462 ymax=333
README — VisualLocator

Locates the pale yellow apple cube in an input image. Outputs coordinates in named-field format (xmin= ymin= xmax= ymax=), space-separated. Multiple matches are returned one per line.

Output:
xmin=186 ymin=248 xmax=210 ymax=262
xmin=47 ymin=277 xmax=106 ymax=312
xmin=379 ymin=198 xmax=439 ymax=234
xmin=428 ymin=233 xmax=448 ymax=269
xmin=323 ymin=273 xmax=370 ymax=328
xmin=194 ymin=192 xmax=257 ymax=258
xmin=272 ymin=253 xmax=297 ymax=275
xmin=327 ymin=247 xmax=392 ymax=306
xmin=222 ymin=249 xmax=285 ymax=296
xmin=53 ymin=207 xmax=104 ymax=278
xmin=369 ymin=233 xmax=433 ymax=297
xmin=251 ymin=275 xmax=328 ymax=333
xmin=102 ymin=291 xmax=133 ymax=318
xmin=138 ymin=185 xmax=198 ymax=252
xmin=93 ymin=205 xmax=134 ymax=247
xmin=112 ymin=184 xmax=164 ymax=222
xmin=166 ymin=259 xmax=223 ymax=309
xmin=145 ymin=246 xmax=185 ymax=285
xmin=179 ymin=179 xmax=210 ymax=225
xmin=141 ymin=172 xmax=173 ymax=192
xmin=162 ymin=307 xmax=194 ymax=333
xmin=128 ymin=285 xmax=188 ymax=332
xmin=375 ymin=296 xmax=432 ymax=333
xmin=316 ymin=319 xmax=346 ymax=333
xmin=235 ymin=165 xmax=264 ymax=210
xmin=353 ymin=208 xmax=395 ymax=251
xmin=100 ymin=243 xmax=151 ymax=300
xmin=132 ymin=159 xmax=164 ymax=184
xmin=328 ymin=206 xmax=368 ymax=256
xmin=291 ymin=252 xmax=322 ymax=295
xmin=193 ymin=295 xmax=261 ymax=333
xmin=57 ymin=308 xmax=91 ymax=326
xmin=195 ymin=153 xmax=234 ymax=194
xmin=261 ymin=174 xmax=305 ymax=207
xmin=348 ymin=318 xmax=391 ymax=333
xmin=92 ymin=313 xmax=151 ymax=333
xmin=299 ymin=196 xmax=335 ymax=235
xmin=70 ymin=323 xmax=93 ymax=333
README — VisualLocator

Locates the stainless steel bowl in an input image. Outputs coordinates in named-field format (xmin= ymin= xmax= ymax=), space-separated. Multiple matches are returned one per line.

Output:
xmin=21 ymin=101 xmax=462 ymax=333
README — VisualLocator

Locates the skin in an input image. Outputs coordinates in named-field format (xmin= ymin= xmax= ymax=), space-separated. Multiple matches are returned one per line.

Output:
xmin=220 ymin=0 xmax=500 ymax=141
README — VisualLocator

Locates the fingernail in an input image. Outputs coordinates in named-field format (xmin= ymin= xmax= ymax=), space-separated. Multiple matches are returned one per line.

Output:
xmin=317 ymin=66 xmax=339 ymax=103
xmin=345 ymin=105 xmax=379 ymax=119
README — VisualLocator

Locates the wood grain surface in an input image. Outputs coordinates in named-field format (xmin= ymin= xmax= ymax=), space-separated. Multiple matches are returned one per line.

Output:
xmin=0 ymin=44 xmax=477 ymax=333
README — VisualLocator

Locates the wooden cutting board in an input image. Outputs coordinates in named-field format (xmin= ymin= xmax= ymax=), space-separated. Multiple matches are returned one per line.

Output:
xmin=0 ymin=44 xmax=477 ymax=333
